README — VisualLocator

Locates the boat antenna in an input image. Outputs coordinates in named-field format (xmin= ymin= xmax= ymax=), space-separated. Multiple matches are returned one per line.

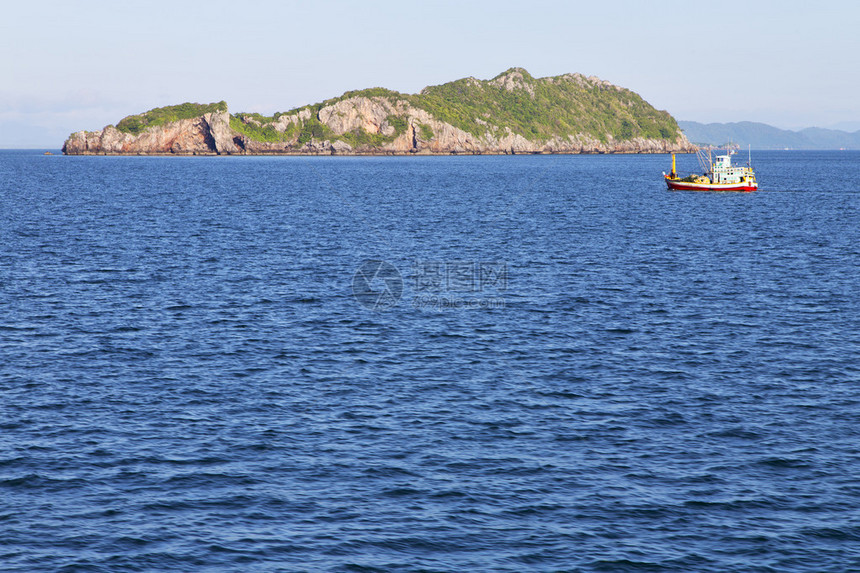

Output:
xmin=748 ymin=144 xmax=751 ymax=167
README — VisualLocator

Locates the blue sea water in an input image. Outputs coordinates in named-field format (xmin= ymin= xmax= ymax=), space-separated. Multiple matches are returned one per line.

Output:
xmin=0 ymin=150 xmax=858 ymax=572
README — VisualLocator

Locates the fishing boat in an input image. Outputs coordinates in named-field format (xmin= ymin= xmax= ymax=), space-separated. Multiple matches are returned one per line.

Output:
xmin=664 ymin=147 xmax=758 ymax=192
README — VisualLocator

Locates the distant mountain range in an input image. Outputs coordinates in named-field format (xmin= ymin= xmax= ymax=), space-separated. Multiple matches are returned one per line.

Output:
xmin=679 ymin=121 xmax=860 ymax=150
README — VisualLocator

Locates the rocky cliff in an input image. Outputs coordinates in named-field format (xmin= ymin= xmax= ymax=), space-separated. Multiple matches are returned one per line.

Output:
xmin=63 ymin=69 xmax=696 ymax=155
xmin=63 ymin=110 xmax=237 ymax=155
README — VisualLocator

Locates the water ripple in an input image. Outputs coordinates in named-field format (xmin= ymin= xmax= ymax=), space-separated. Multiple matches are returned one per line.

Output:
xmin=0 ymin=151 xmax=858 ymax=571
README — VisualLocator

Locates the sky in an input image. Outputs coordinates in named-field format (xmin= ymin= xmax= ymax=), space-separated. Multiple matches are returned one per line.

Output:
xmin=2 ymin=0 xmax=859 ymax=147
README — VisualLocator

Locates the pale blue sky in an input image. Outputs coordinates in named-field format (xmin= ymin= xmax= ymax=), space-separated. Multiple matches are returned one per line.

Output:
xmin=2 ymin=0 xmax=859 ymax=146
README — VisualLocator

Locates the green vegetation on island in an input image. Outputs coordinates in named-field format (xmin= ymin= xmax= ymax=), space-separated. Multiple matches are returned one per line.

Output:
xmin=228 ymin=114 xmax=297 ymax=143
xmin=408 ymin=68 xmax=677 ymax=143
xmin=116 ymin=101 xmax=228 ymax=135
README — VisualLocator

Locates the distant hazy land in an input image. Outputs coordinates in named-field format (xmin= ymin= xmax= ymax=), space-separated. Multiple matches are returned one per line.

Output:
xmin=679 ymin=121 xmax=860 ymax=150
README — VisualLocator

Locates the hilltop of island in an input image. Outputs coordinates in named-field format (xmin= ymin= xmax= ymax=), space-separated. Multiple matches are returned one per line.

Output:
xmin=63 ymin=68 xmax=695 ymax=156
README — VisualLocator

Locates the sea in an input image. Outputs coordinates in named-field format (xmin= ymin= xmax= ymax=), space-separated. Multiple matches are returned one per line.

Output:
xmin=1 ymin=150 xmax=858 ymax=572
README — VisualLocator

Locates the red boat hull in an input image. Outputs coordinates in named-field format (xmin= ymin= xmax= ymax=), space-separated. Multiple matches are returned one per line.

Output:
xmin=665 ymin=178 xmax=757 ymax=192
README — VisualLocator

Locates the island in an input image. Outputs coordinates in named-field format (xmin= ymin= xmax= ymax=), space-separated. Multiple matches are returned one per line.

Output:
xmin=62 ymin=68 xmax=695 ymax=156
